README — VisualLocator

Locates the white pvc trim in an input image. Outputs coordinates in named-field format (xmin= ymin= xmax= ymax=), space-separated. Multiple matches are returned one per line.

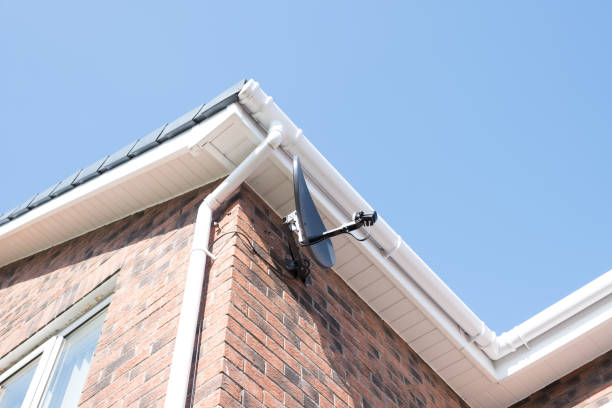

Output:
xmin=16 ymin=338 xmax=57 ymax=408
xmin=0 ymin=108 xmax=236 ymax=267
xmin=163 ymin=124 xmax=284 ymax=408
xmin=27 ymin=336 xmax=63 ymax=408
xmin=58 ymin=296 xmax=111 ymax=339
xmin=1 ymin=79 xmax=609 ymax=405
xmin=384 ymin=234 xmax=402 ymax=259
xmin=0 ymin=339 xmax=48 ymax=385
xmin=497 ymin=270 xmax=612 ymax=357
xmin=33 ymin=309 xmax=109 ymax=408
xmin=269 ymin=147 xmax=500 ymax=381
xmin=237 ymin=78 xmax=612 ymax=373
xmin=233 ymin=105 xmax=500 ymax=382
xmin=0 ymin=276 xmax=116 ymax=374
xmin=498 ymin=294 xmax=612 ymax=377
xmin=0 ymin=291 xmax=111 ymax=408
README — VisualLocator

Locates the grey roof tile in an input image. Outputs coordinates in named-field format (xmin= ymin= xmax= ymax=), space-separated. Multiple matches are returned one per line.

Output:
xmin=2 ymin=79 xmax=246 ymax=225
xmin=194 ymin=79 xmax=245 ymax=122
xmin=29 ymin=182 xmax=61 ymax=208
xmin=9 ymin=196 xmax=36 ymax=219
xmin=99 ymin=140 xmax=139 ymax=172
xmin=50 ymin=170 xmax=82 ymax=197
xmin=157 ymin=105 xmax=203 ymax=143
xmin=73 ymin=156 xmax=109 ymax=185
xmin=0 ymin=210 xmax=13 ymax=226
xmin=129 ymin=124 xmax=167 ymax=157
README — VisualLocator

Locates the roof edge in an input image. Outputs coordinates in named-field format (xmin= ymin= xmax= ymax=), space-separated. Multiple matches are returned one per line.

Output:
xmin=0 ymin=80 xmax=246 ymax=226
xmin=237 ymin=78 xmax=612 ymax=373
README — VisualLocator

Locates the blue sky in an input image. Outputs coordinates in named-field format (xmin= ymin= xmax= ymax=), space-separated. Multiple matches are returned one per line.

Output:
xmin=1 ymin=1 xmax=610 ymax=333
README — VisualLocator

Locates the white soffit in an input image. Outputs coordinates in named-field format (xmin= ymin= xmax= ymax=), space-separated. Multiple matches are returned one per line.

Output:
xmin=2 ymin=97 xmax=610 ymax=408
xmin=0 ymin=105 xmax=255 ymax=267
xmin=232 ymin=107 xmax=612 ymax=408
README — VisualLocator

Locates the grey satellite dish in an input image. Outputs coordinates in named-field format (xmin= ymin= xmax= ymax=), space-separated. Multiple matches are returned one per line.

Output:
xmin=292 ymin=156 xmax=336 ymax=268
xmin=284 ymin=156 xmax=378 ymax=279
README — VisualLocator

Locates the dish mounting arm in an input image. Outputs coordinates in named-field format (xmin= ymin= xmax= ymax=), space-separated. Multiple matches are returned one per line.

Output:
xmin=286 ymin=210 xmax=378 ymax=246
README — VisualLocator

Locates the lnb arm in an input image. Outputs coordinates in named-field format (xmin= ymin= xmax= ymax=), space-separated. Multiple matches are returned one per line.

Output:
xmin=301 ymin=211 xmax=377 ymax=246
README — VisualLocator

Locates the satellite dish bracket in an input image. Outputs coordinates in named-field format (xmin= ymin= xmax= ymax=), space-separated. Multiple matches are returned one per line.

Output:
xmin=282 ymin=209 xmax=377 ymax=284
xmin=281 ymin=217 xmax=313 ymax=285
xmin=296 ymin=210 xmax=378 ymax=246
xmin=283 ymin=155 xmax=379 ymax=281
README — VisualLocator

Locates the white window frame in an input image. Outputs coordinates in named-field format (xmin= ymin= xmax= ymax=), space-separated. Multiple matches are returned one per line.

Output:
xmin=0 ymin=296 xmax=110 ymax=408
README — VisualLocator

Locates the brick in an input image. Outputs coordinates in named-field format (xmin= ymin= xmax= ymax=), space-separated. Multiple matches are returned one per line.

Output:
xmin=509 ymin=351 xmax=612 ymax=408
xmin=243 ymin=359 xmax=284 ymax=403
xmin=223 ymin=359 xmax=263 ymax=401
xmin=0 ymin=182 xmax=478 ymax=408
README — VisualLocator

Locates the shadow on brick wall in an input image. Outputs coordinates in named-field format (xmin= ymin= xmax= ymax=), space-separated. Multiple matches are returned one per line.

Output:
xmin=0 ymin=182 xmax=221 ymax=359
xmin=0 ymin=185 xmax=217 ymax=291
xmin=205 ymin=185 xmax=469 ymax=408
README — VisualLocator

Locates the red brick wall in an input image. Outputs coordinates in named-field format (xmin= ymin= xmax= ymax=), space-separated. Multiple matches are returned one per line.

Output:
xmin=0 ymin=182 xmax=468 ymax=407
xmin=189 ymin=186 xmax=468 ymax=408
xmin=510 ymin=351 xmax=612 ymax=408
xmin=0 ymin=183 xmax=214 ymax=407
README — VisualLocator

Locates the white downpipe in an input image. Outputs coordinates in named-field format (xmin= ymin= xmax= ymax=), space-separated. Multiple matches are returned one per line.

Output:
xmin=164 ymin=126 xmax=283 ymax=408
xmin=237 ymin=79 xmax=612 ymax=362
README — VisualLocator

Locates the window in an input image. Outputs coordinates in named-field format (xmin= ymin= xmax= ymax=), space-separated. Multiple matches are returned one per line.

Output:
xmin=40 ymin=311 xmax=104 ymax=408
xmin=0 ymin=358 xmax=39 ymax=408
xmin=0 ymin=299 xmax=108 ymax=408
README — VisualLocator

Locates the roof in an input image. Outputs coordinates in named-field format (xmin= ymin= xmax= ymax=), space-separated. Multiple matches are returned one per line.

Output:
xmin=0 ymin=79 xmax=246 ymax=226
xmin=0 ymin=79 xmax=609 ymax=408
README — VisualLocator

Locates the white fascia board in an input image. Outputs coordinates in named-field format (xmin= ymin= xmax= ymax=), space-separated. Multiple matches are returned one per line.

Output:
xmin=230 ymin=104 xmax=501 ymax=382
xmin=235 ymin=80 xmax=612 ymax=386
xmin=2 ymin=78 xmax=608 ymax=401
xmin=498 ymin=294 xmax=612 ymax=377
xmin=497 ymin=269 xmax=612 ymax=356
xmin=0 ymin=106 xmax=238 ymax=267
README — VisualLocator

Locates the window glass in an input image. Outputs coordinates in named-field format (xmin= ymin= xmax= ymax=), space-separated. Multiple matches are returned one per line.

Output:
xmin=0 ymin=358 xmax=39 ymax=408
xmin=41 ymin=311 xmax=105 ymax=408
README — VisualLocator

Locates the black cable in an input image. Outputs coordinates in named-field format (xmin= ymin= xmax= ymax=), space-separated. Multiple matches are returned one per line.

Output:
xmin=185 ymin=228 xmax=284 ymax=408
xmin=187 ymin=291 xmax=205 ymax=408
xmin=208 ymin=226 xmax=370 ymax=279
xmin=208 ymin=229 xmax=283 ymax=274
xmin=208 ymin=230 xmax=254 ymax=250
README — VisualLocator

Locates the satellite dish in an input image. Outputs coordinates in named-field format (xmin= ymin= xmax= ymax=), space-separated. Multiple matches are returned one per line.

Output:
xmin=283 ymin=156 xmax=378 ymax=280
xmin=293 ymin=156 xmax=336 ymax=268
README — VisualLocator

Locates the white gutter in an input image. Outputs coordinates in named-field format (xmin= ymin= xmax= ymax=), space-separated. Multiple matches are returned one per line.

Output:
xmin=0 ymin=109 xmax=235 ymax=268
xmin=165 ymin=80 xmax=612 ymax=407
xmin=492 ymin=269 xmax=612 ymax=358
xmin=164 ymin=125 xmax=283 ymax=407
xmin=237 ymin=79 xmax=612 ymax=363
